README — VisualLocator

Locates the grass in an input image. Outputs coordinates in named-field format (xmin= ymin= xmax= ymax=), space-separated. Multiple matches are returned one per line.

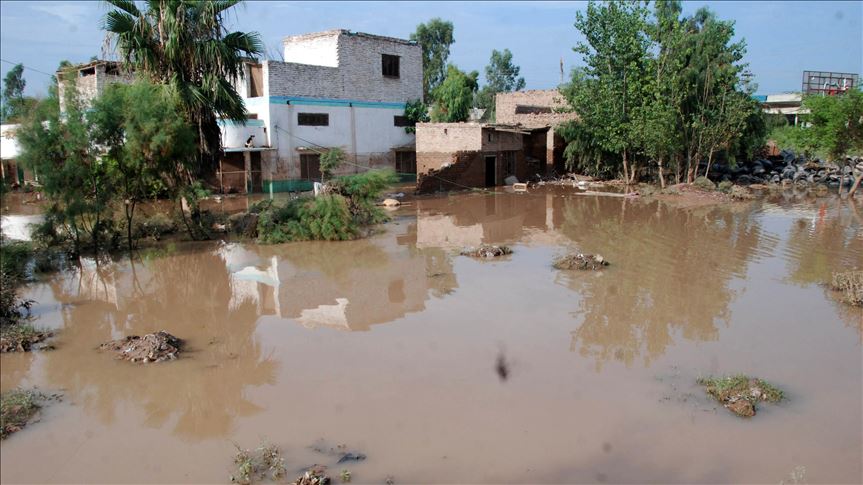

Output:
xmin=231 ymin=442 xmax=286 ymax=484
xmin=697 ymin=375 xmax=783 ymax=417
xmin=0 ymin=323 xmax=50 ymax=352
xmin=831 ymin=270 xmax=863 ymax=306
xmin=1 ymin=389 xmax=41 ymax=439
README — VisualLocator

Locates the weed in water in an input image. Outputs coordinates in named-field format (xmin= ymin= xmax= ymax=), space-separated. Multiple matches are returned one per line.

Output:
xmin=831 ymin=270 xmax=863 ymax=306
xmin=697 ymin=375 xmax=783 ymax=417
xmin=231 ymin=442 xmax=287 ymax=484
xmin=1 ymin=389 xmax=41 ymax=439
xmin=339 ymin=469 xmax=351 ymax=483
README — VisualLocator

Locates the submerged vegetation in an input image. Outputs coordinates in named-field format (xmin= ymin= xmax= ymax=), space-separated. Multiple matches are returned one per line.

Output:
xmin=698 ymin=375 xmax=783 ymax=417
xmin=231 ymin=442 xmax=287 ymax=484
xmin=552 ymin=253 xmax=608 ymax=270
xmin=831 ymin=270 xmax=863 ymax=306
xmin=0 ymin=389 xmax=41 ymax=439
xmin=257 ymin=170 xmax=397 ymax=244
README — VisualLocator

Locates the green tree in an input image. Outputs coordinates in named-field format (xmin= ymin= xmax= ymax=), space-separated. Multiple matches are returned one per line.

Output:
xmin=402 ymin=99 xmax=430 ymax=134
xmin=17 ymin=84 xmax=113 ymax=253
xmin=797 ymin=88 xmax=863 ymax=160
xmin=410 ymin=18 xmax=455 ymax=101
xmin=103 ymin=0 xmax=263 ymax=177
xmin=563 ymin=0 xmax=652 ymax=183
xmin=476 ymin=48 xmax=526 ymax=120
xmin=1 ymin=64 xmax=35 ymax=123
xmin=89 ymin=81 xmax=197 ymax=251
xmin=320 ymin=147 xmax=346 ymax=181
xmin=430 ymin=65 xmax=478 ymax=123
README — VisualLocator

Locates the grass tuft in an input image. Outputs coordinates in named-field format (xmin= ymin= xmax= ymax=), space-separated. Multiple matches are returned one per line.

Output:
xmin=697 ymin=374 xmax=783 ymax=417
xmin=831 ymin=270 xmax=863 ymax=306
xmin=1 ymin=389 xmax=41 ymax=439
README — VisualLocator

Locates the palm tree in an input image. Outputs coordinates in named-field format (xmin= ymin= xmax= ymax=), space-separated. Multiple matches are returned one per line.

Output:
xmin=103 ymin=0 xmax=263 ymax=176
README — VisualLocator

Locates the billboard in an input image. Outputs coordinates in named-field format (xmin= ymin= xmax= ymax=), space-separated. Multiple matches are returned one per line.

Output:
xmin=802 ymin=71 xmax=858 ymax=95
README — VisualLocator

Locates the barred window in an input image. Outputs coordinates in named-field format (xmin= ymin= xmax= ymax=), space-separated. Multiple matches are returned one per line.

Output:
xmin=298 ymin=113 xmax=329 ymax=126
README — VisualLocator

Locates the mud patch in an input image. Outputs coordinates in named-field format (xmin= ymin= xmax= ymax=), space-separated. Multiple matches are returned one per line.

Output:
xmin=459 ymin=245 xmax=513 ymax=259
xmin=553 ymin=253 xmax=608 ymax=270
xmin=99 ymin=331 xmax=182 ymax=363
xmin=697 ymin=375 xmax=783 ymax=417
xmin=0 ymin=324 xmax=52 ymax=353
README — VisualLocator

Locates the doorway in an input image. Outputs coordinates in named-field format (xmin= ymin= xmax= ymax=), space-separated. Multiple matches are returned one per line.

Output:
xmin=484 ymin=155 xmax=497 ymax=187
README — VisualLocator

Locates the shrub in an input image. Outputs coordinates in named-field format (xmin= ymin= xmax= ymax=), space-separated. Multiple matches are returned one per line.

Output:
xmin=692 ymin=176 xmax=716 ymax=191
xmin=1 ymin=389 xmax=41 ymax=439
xmin=0 ymin=239 xmax=32 ymax=278
xmin=717 ymin=180 xmax=734 ymax=193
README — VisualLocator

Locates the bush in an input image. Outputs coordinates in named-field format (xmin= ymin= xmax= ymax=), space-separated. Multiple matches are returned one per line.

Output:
xmin=0 ymin=271 xmax=33 ymax=327
xmin=134 ymin=213 xmax=177 ymax=240
xmin=0 ymin=239 xmax=32 ymax=278
xmin=258 ymin=195 xmax=358 ymax=243
xmin=692 ymin=176 xmax=716 ymax=191
xmin=717 ymin=180 xmax=734 ymax=194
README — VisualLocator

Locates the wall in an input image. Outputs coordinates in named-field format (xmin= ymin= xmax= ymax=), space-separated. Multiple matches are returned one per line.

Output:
xmin=416 ymin=123 xmax=483 ymax=154
xmin=58 ymin=62 xmax=133 ymax=112
xmin=271 ymin=30 xmax=422 ymax=103
xmin=495 ymin=89 xmax=577 ymax=128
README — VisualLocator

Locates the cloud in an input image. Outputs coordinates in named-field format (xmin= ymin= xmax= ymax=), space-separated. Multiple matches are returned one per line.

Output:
xmin=30 ymin=2 xmax=96 ymax=28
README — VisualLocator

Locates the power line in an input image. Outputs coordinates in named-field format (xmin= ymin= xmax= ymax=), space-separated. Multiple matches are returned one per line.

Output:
xmin=0 ymin=59 xmax=55 ymax=77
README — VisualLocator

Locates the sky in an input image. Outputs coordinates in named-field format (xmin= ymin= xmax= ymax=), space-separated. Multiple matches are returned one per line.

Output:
xmin=1 ymin=1 xmax=861 ymax=97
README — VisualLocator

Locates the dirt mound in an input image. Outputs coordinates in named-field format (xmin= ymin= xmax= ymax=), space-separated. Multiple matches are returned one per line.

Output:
xmin=553 ymin=253 xmax=608 ymax=270
xmin=99 ymin=331 xmax=182 ymax=363
xmin=698 ymin=375 xmax=783 ymax=417
xmin=460 ymin=245 xmax=513 ymax=259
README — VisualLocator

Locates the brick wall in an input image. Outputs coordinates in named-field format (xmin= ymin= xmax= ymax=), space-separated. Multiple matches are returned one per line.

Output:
xmin=416 ymin=123 xmax=483 ymax=154
xmin=269 ymin=30 xmax=423 ymax=103
xmin=495 ymin=89 xmax=577 ymax=128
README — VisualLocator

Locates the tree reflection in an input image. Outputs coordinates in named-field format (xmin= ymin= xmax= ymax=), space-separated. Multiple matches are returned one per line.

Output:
xmin=558 ymin=197 xmax=769 ymax=369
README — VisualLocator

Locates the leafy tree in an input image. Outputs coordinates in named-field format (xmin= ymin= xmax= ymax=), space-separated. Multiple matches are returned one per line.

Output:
xmin=402 ymin=99 xmax=430 ymax=133
xmin=17 ymin=84 xmax=113 ymax=253
xmin=320 ymin=147 xmax=346 ymax=181
xmin=1 ymin=64 xmax=35 ymax=123
xmin=430 ymin=65 xmax=478 ymax=123
xmin=796 ymin=88 xmax=863 ymax=160
xmin=103 ymin=0 xmax=264 ymax=177
xmin=476 ymin=48 xmax=526 ymax=120
xmin=563 ymin=0 xmax=652 ymax=183
xmin=89 ymin=81 xmax=197 ymax=251
xmin=410 ymin=18 xmax=455 ymax=101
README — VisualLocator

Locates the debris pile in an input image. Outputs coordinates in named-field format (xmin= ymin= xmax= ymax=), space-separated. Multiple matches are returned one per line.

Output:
xmin=99 ymin=331 xmax=182 ymax=363
xmin=0 ymin=325 xmax=52 ymax=353
xmin=460 ymin=245 xmax=513 ymax=259
xmin=697 ymin=375 xmax=783 ymax=418
xmin=712 ymin=151 xmax=861 ymax=188
xmin=293 ymin=467 xmax=330 ymax=485
xmin=831 ymin=270 xmax=863 ymax=306
xmin=552 ymin=253 xmax=609 ymax=270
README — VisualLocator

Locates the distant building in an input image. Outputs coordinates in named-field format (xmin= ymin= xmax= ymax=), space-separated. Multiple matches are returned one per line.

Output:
xmin=230 ymin=29 xmax=423 ymax=193
xmin=0 ymin=123 xmax=32 ymax=186
xmin=57 ymin=60 xmax=134 ymax=112
xmin=414 ymin=89 xmax=577 ymax=193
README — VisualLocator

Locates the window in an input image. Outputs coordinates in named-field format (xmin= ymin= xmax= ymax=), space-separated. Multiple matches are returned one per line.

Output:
xmin=393 ymin=115 xmax=411 ymax=127
xmin=395 ymin=151 xmax=416 ymax=174
xmin=300 ymin=154 xmax=322 ymax=180
xmin=248 ymin=63 xmax=263 ymax=97
xmin=487 ymin=131 xmax=496 ymax=142
xmin=515 ymin=105 xmax=553 ymax=114
xmin=298 ymin=113 xmax=329 ymax=126
xmin=79 ymin=67 xmax=95 ymax=77
xmin=382 ymin=54 xmax=400 ymax=78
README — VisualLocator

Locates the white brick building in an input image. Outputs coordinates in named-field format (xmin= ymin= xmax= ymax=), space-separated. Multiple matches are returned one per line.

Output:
xmin=227 ymin=29 xmax=423 ymax=193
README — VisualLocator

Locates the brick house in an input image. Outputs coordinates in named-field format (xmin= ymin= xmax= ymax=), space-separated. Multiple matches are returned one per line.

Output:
xmin=232 ymin=29 xmax=423 ymax=193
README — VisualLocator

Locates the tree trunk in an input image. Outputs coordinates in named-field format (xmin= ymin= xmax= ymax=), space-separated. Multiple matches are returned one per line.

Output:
xmin=705 ymin=150 xmax=715 ymax=180
xmin=658 ymin=157 xmax=666 ymax=189
xmin=125 ymin=200 xmax=136 ymax=253
xmin=849 ymin=174 xmax=863 ymax=197
xmin=622 ymin=149 xmax=630 ymax=185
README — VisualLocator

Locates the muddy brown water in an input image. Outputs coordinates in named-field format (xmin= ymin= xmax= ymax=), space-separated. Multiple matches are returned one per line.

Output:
xmin=1 ymin=186 xmax=861 ymax=484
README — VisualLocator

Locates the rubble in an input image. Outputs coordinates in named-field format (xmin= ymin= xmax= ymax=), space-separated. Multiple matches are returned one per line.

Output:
xmin=99 ymin=331 xmax=182 ymax=363
xmin=709 ymin=151 xmax=861 ymax=190
xmin=552 ymin=253 xmax=609 ymax=270
xmin=460 ymin=245 xmax=513 ymax=259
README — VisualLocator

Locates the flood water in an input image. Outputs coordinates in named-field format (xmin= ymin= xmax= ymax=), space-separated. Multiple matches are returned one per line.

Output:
xmin=1 ymin=186 xmax=861 ymax=484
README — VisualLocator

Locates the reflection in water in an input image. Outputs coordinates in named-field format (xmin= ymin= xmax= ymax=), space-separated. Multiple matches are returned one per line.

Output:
xmin=555 ymin=197 xmax=775 ymax=368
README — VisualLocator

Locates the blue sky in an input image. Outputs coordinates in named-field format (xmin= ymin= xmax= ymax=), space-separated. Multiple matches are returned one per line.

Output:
xmin=1 ymin=1 xmax=861 ymax=97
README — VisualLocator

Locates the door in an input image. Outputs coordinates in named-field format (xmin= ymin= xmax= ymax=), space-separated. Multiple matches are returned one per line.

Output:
xmin=484 ymin=155 xmax=497 ymax=187
xmin=300 ymin=154 xmax=322 ymax=181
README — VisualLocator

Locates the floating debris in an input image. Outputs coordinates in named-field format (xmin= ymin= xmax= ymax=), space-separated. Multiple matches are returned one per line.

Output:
xmin=99 ymin=331 xmax=182 ymax=363
xmin=293 ymin=468 xmax=331 ymax=485
xmin=552 ymin=253 xmax=609 ymax=270
xmin=697 ymin=375 xmax=783 ymax=417
xmin=336 ymin=453 xmax=366 ymax=464
xmin=460 ymin=245 xmax=513 ymax=259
